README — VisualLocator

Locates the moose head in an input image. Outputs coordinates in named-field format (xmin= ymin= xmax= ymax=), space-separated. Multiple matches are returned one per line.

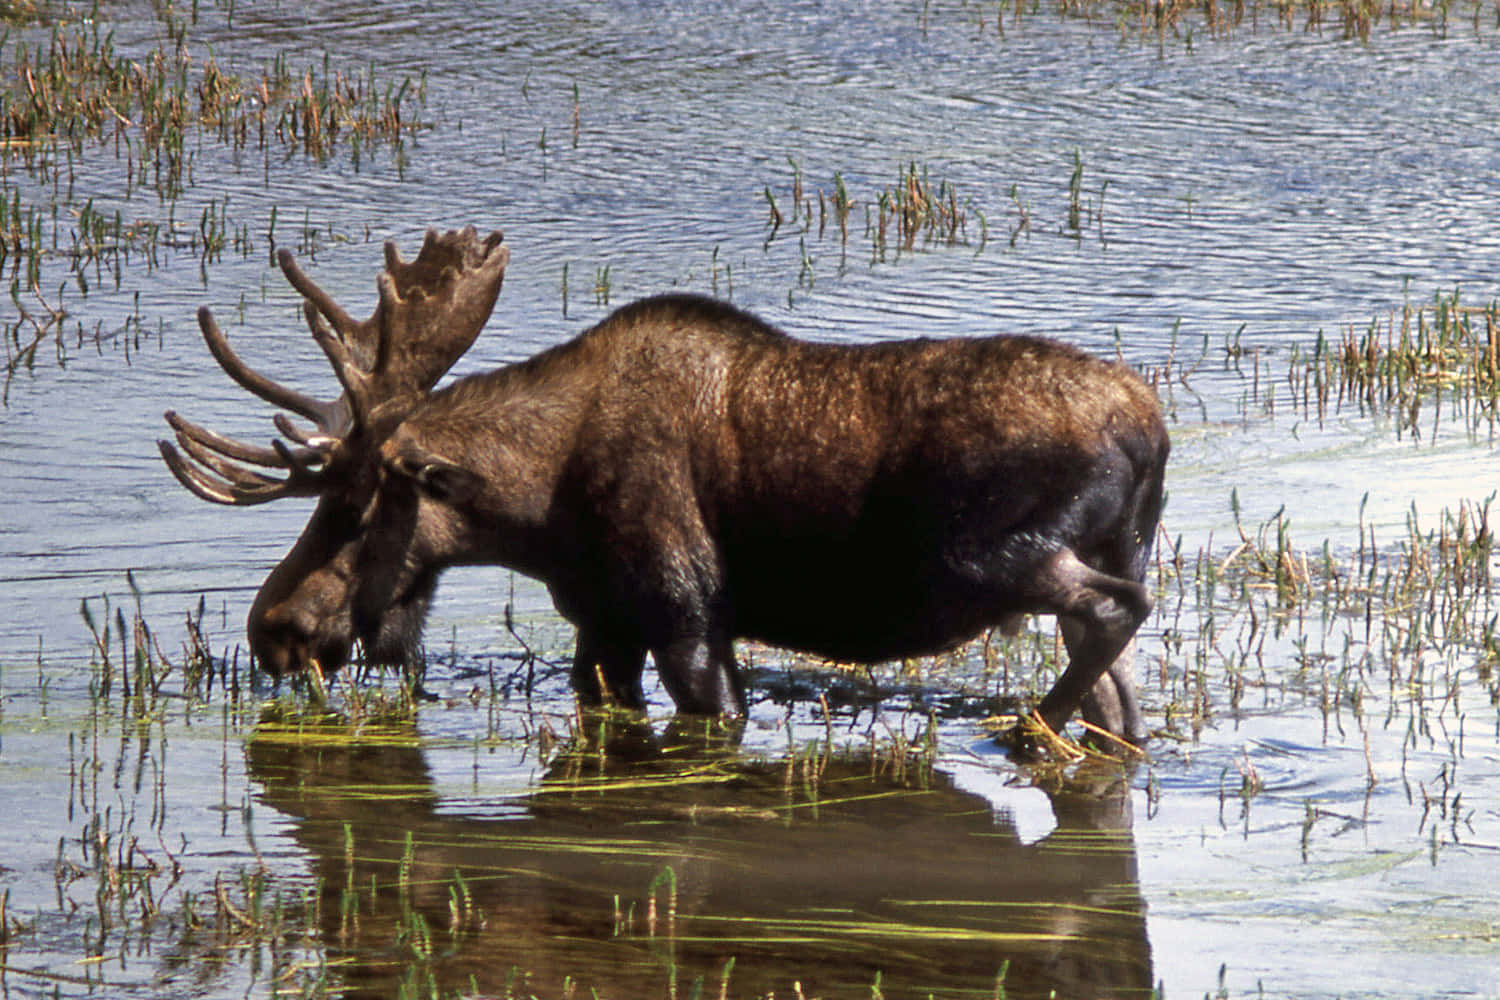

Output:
xmin=160 ymin=228 xmax=509 ymax=680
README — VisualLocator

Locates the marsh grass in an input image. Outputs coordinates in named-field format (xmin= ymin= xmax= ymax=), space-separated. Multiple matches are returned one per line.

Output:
xmin=764 ymin=161 xmax=986 ymax=268
xmin=0 ymin=593 xmax=339 ymax=998
xmin=874 ymin=161 xmax=975 ymax=256
xmin=926 ymin=0 xmax=1494 ymax=44
xmin=1141 ymin=289 xmax=1500 ymax=447
xmin=1151 ymin=488 xmax=1499 ymax=752
xmin=6 ymin=464 xmax=1497 ymax=998
xmin=0 ymin=18 xmax=428 ymax=179
xmin=0 ymin=5 xmax=427 ymax=394
xmin=1277 ymin=290 xmax=1500 ymax=441
xmin=763 ymin=152 xmax=1125 ymax=280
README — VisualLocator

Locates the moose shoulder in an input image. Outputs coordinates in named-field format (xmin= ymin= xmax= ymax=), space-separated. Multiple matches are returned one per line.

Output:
xmin=162 ymin=229 xmax=1168 ymax=744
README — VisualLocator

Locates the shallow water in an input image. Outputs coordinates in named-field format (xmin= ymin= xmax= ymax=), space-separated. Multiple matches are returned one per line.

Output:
xmin=3 ymin=2 xmax=1500 ymax=997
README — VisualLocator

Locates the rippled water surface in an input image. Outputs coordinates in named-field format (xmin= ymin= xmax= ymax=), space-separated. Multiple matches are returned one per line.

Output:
xmin=2 ymin=2 xmax=1499 ymax=997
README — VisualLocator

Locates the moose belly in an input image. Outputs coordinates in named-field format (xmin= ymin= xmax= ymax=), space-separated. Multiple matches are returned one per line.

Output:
xmin=725 ymin=546 xmax=1015 ymax=664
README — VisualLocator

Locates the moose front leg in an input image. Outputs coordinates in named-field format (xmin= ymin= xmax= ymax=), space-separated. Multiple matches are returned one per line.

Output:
xmin=653 ymin=633 xmax=746 ymax=716
xmin=572 ymin=629 xmax=648 ymax=710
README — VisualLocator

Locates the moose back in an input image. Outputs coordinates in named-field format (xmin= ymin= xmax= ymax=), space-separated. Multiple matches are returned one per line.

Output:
xmin=161 ymin=228 xmax=1168 ymax=743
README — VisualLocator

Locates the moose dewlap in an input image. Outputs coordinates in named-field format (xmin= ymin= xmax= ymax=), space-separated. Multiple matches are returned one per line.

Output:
xmin=161 ymin=228 xmax=1168 ymax=743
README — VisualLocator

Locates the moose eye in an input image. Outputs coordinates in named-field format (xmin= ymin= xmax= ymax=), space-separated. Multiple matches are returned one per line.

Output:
xmin=380 ymin=457 xmax=431 ymax=499
xmin=416 ymin=463 xmax=477 ymax=504
xmin=385 ymin=454 xmax=464 ymax=503
xmin=390 ymin=456 xmax=426 ymax=482
xmin=415 ymin=466 xmax=455 ymax=501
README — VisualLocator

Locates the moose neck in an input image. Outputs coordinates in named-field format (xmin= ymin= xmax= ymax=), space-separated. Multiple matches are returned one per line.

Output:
xmin=404 ymin=348 xmax=601 ymax=578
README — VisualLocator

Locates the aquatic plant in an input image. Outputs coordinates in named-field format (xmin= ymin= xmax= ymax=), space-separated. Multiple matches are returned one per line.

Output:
xmin=0 ymin=6 xmax=429 ymax=398
xmin=0 ymin=18 xmax=428 ymax=171
xmin=1148 ymin=486 xmax=1498 ymax=758
xmin=924 ymin=0 xmax=1496 ymax=45
xmin=764 ymin=161 xmax=985 ymax=266
xmin=1248 ymin=289 xmax=1500 ymax=441
xmin=876 ymin=160 xmax=972 ymax=253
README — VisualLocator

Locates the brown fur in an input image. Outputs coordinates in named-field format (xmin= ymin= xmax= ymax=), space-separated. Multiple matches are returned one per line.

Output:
xmin=307 ymin=294 xmax=1169 ymax=740
xmin=166 ymin=234 xmax=1167 ymax=743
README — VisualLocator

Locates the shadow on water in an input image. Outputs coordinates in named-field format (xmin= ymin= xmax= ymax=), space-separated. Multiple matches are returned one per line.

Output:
xmin=247 ymin=719 xmax=1153 ymax=999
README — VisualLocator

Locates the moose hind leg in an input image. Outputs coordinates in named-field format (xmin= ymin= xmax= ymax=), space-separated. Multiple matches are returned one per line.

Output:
xmin=1064 ymin=630 xmax=1146 ymax=744
xmin=1031 ymin=550 xmax=1152 ymax=742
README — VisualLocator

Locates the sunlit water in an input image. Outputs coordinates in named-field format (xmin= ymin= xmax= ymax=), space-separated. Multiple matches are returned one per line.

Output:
xmin=3 ymin=2 xmax=1500 ymax=997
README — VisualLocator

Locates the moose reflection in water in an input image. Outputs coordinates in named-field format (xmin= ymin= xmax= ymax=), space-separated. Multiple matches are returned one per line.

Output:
xmin=248 ymin=722 xmax=1153 ymax=999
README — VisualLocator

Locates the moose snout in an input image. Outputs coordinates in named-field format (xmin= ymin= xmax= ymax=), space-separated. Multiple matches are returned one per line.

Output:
xmin=249 ymin=600 xmax=352 ymax=679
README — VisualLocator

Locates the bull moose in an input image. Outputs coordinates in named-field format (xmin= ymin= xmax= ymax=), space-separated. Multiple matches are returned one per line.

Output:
xmin=160 ymin=227 xmax=1168 ymax=744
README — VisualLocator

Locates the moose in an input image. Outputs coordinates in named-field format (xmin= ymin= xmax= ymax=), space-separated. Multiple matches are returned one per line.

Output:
xmin=160 ymin=227 xmax=1168 ymax=744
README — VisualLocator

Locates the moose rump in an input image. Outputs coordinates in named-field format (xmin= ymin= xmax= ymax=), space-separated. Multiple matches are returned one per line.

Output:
xmin=160 ymin=230 xmax=1168 ymax=745
xmin=706 ymin=327 xmax=1162 ymax=666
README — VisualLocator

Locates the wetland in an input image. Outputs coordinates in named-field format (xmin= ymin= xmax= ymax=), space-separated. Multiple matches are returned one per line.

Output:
xmin=2 ymin=1 xmax=1500 ymax=997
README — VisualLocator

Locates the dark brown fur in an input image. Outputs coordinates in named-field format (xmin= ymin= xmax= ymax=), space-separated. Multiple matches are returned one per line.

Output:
xmin=320 ymin=295 xmax=1165 ymax=739
xmin=165 ymin=233 xmax=1167 ymax=743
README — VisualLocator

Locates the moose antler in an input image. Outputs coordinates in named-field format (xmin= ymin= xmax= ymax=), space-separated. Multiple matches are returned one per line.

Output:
xmin=159 ymin=227 xmax=508 ymax=506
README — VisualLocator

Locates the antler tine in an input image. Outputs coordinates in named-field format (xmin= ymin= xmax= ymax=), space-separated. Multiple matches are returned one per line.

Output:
xmin=159 ymin=415 xmax=330 ymax=506
xmin=273 ymin=411 xmax=344 ymax=449
xmin=303 ymin=300 xmax=378 ymax=424
xmin=178 ymin=431 xmax=289 ymax=489
xmin=384 ymin=237 xmax=406 ymax=273
xmin=159 ymin=440 xmax=249 ymax=505
xmin=158 ymin=438 xmax=310 ymax=506
xmin=277 ymin=246 xmax=364 ymax=344
xmin=166 ymin=410 xmax=318 ymax=469
xmin=197 ymin=306 xmax=341 ymax=430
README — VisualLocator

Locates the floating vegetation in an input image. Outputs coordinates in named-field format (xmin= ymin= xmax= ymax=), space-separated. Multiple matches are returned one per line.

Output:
xmin=224 ymin=715 xmax=1147 ymax=999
